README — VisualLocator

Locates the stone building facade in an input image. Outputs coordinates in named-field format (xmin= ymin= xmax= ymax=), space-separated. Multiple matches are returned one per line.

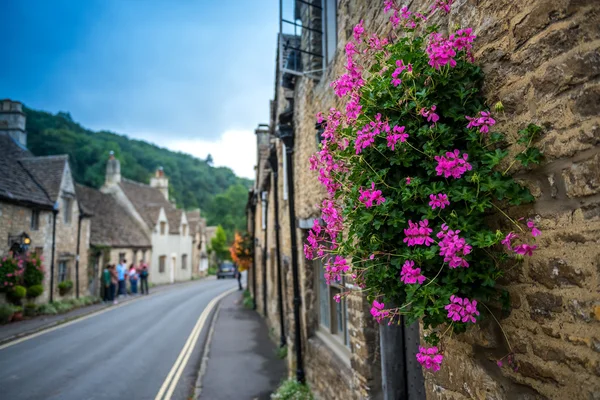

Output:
xmin=0 ymin=100 xmax=91 ymax=303
xmin=101 ymin=158 xmax=194 ymax=285
xmin=249 ymin=1 xmax=600 ymax=399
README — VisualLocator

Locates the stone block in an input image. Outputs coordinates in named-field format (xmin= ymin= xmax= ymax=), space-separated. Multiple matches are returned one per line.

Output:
xmin=528 ymin=258 xmax=586 ymax=288
xmin=563 ymin=153 xmax=600 ymax=197
xmin=526 ymin=292 xmax=563 ymax=320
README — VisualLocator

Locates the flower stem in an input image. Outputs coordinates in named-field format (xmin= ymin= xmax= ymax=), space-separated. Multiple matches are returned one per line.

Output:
xmin=481 ymin=302 xmax=513 ymax=353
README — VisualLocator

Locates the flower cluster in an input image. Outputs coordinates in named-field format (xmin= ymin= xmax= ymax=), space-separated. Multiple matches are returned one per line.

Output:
xmin=304 ymin=0 xmax=543 ymax=373
xmin=416 ymin=347 xmax=444 ymax=371
xmin=324 ymin=256 xmax=350 ymax=284
xmin=428 ymin=193 xmax=450 ymax=210
xmin=437 ymin=224 xmax=472 ymax=268
xmin=434 ymin=149 xmax=472 ymax=179
xmin=445 ymin=295 xmax=479 ymax=323
xmin=466 ymin=110 xmax=496 ymax=134
xmin=400 ymin=260 xmax=426 ymax=284
xmin=370 ymin=300 xmax=390 ymax=323
xmin=403 ymin=220 xmax=434 ymax=247
xmin=359 ymin=182 xmax=386 ymax=208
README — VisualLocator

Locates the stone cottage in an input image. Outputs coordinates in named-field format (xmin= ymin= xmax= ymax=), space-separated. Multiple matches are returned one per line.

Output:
xmin=75 ymin=183 xmax=152 ymax=296
xmin=0 ymin=99 xmax=91 ymax=303
xmin=100 ymin=156 xmax=193 ymax=284
xmin=249 ymin=1 xmax=600 ymax=399
xmin=186 ymin=209 xmax=209 ymax=278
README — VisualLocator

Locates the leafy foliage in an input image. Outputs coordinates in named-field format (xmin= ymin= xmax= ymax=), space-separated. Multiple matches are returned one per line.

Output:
xmin=230 ymin=232 xmax=253 ymax=271
xmin=304 ymin=1 xmax=543 ymax=365
xmin=271 ymin=379 xmax=313 ymax=400
xmin=58 ymin=280 xmax=73 ymax=296
xmin=210 ymin=225 xmax=231 ymax=262
xmin=25 ymin=107 xmax=252 ymax=240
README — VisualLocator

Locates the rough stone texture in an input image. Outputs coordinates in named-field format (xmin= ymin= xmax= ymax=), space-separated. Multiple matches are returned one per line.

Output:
xmin=249 ymin=0 xmax=600 ymax=399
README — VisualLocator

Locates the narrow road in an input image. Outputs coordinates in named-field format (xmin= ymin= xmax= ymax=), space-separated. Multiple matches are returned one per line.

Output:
xmin=0 ymin=277 xmax=237 ymax=400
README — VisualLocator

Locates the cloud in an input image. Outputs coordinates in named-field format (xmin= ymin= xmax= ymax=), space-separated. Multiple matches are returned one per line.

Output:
xmin=167 ymin=130 xmax=257 ymax=180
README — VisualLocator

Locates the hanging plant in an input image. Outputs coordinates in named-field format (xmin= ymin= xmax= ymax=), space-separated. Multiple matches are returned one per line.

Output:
xmin=304 ymin=0 xmax=543 ymax=371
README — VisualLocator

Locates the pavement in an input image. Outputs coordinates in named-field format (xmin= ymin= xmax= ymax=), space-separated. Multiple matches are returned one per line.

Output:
xmin=196 ymin=290 xmax=287 ymax=400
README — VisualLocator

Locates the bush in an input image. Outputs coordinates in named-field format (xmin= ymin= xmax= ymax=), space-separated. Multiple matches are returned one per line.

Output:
xmin=58 ymin=280 xmax=73 ymax=296
xmin=53 ymin=301 xmax=74 ymax=314
xmin=23 ymin=255 xmax=44 ymax=287
xmin=26 ymin=284 xmax=44 ymax=299
xmin=24 ymin=303 xmax=37 ymax=317
xmin=207 ymin=266 xmax=218 ymax=276
xmin=0 ymin=256 xmax=23 ymax=292
xmin=276 ymin=346 xmax=288 ymax=360
xmin=0 ymin=304 xmax=16 ymax=324
xmin=8 ymin=285 xmax=27 ymax=305
xmin=243 ymin=295 xmax=255 ymax=309
xmin=271 ymin=379 xmax=313 ymax=400
xmin=37 ymin=303 xmax=58 ymax=315
xmin=66 ymin=298 xmax=83 ymax=307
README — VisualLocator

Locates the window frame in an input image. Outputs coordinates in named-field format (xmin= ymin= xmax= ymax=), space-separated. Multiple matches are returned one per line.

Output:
xmin=321 ymin=0 xmax=338 ymax=67
xmin=314 ymin=257 xmax=350 ymax=349
xmin=160 ymin=221 xmax=167 ymax=235
xmin=58 ymin=260 xmax=68 ymax=283
xmin=182 ymin=254 xmax=187 ymax=270
xmin=63 ymin=197 xmax=73 ymax=224
xmin=159 ymin=255 xmax=166 ymax=273
xmin=31 ymin=209 xmax=40 ymax=230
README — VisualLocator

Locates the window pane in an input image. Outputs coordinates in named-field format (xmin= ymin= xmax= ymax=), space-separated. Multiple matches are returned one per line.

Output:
xmin=318 ymin=261 xmax=330 ymax=329
xmin=324 ymin=0 xmax=337 ymax=64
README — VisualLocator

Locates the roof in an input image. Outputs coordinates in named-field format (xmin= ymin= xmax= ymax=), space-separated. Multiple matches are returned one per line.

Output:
xmin=118 ymin=178 xmax=182 ymax=233
xmin=0 ymin=135 xmax=53 ymax=208
xmin=20 ymin=155 xmax=68 ymax=201
xmin=76 ymin=184 xmax=151 ymax=248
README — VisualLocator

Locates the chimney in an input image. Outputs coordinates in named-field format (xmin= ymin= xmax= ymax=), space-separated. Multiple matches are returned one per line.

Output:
xmin=150 ymin=166 xmax=169 ymax=200
xmin=105 ymin=151 xmax=121 ymax=185
xmin=0 ymin=99 xmax=27 ymax=148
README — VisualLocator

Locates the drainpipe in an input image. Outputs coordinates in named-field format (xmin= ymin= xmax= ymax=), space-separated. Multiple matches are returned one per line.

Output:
xmin=278 ymin=122 xmax=304 ymax=384
xmin=251 ymin=195 xmax=257 ymax=310
xmin=268 ymin=147 xmax=286 ymax=347
xmin=49 ymin=201 xmax=59 ymax=303
xmin=75 ymin=213 xmax=83 ymax=299
xmin=261 ymin=189 xmax=269 ymax=317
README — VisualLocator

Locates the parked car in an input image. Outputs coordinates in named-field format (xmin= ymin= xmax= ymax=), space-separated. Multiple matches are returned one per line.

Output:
xmin=217 ymin=261 xmax=237 ymax=279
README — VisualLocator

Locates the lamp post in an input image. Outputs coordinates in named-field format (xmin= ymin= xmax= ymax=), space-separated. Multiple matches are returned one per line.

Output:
xmin=278 ymin=121 xmax=304 ymax=384
xmin=268 ymin=147 xmax=286 ymax=347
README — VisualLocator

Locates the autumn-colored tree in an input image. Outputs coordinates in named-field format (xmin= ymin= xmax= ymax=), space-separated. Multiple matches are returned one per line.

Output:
xmin=230 ymin=232 xmax=253 ymax=271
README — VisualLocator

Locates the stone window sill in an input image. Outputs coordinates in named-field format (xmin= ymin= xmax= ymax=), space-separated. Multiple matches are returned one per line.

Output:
xmin=315 ymin=328 xmax=351 ymax=369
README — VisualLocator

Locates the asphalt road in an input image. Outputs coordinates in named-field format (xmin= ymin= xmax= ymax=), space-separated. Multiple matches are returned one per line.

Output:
xmin=0 ymin=277 xmax=237 ymax=400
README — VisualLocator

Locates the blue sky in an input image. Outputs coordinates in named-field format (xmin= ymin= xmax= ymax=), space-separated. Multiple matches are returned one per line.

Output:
xmin=0 ymin=0 xmax=288 ymax=179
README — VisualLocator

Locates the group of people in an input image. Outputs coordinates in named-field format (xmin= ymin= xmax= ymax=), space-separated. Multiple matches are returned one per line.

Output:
xmin=102 ymin=260 xmax=149 ymax=304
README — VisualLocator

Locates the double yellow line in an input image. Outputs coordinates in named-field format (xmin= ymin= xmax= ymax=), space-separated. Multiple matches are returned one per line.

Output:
xmin=154 ymin=287 xmax=236 ymax=400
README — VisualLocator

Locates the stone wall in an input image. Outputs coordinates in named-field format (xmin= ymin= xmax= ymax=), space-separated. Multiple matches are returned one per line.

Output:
xmin=288 ymin=0 xmax=600 ymax=399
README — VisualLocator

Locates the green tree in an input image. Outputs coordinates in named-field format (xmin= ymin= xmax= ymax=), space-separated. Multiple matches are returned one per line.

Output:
xmin=210 ymin=225 xmax=230 ymax=262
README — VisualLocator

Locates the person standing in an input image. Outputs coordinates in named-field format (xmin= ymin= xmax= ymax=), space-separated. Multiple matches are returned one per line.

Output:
xmin=116 ymin=259 xmax=127 ymax=298
xmin=140 ymin=264 xmax=149 ymax=295
xmin=128 ymin=264 xmax=139 ymax=294
xmin=102 ymin=265 xmax=111 ymax=302
xmin=109 ymin=265 xmax=118 ymax=305
xmin=237 ymin=269 xmax=243 ymax=291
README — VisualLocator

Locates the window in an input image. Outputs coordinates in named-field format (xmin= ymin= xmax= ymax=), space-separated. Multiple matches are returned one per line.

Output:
xmin=118 ymin=252 xmax=126 ymax=263
xmin=58 ymin=261 xmax=69 ymax=283
xmin=316 ymin=258 xmax=349 ymax=347
xmin=159 ymin=256 xmax=166 ymax=273
xmin=31 ymin=209 xmax=40 ymax=230
xmin=160 ymin=221 xmax=167 ymax=235
xmin=182 ymin=254 xmax=187 ymax=270
xmin=322 ymin=0 xmax=338 ymax=66
xmin=182 ymin=224 xmax=187 ymax=236
xmin=63 ymin=197 xmax=73 ymax=224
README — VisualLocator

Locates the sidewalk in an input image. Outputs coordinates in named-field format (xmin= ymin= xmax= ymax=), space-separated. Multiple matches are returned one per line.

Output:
xmin=196 ymin=291 xmax=286 ymax=400
xmin=0 ymin=277 xmax=212 ymax=345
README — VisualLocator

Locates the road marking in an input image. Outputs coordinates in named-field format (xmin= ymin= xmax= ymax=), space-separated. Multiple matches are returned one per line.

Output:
xmin=154 ymin=287 xmax=236 ymax=400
